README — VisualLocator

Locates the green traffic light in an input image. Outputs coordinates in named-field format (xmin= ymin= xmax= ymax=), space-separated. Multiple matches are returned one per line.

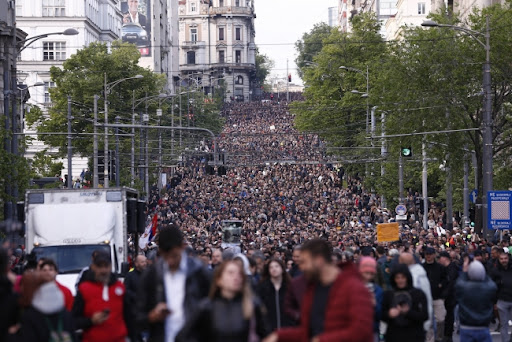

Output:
xmin=401 ymin=147 xmax=412 ymax=157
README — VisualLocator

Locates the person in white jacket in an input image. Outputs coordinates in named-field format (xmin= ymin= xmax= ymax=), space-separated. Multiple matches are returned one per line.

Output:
xmin=400 ymin=252 xmax=433 ymax=332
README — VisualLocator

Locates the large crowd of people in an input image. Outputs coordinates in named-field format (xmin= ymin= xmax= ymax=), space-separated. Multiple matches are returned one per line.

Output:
xmin=1 ymin=98 xmax=512 ymax=342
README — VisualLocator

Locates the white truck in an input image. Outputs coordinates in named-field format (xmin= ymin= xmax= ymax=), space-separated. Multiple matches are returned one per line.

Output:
xmin=24 ymin=188 xmax=144 ymax=294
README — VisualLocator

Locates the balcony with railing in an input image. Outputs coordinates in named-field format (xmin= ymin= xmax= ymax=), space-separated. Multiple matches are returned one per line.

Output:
xmin=208 ymin=6 xmax=254 ymax=16
xmin=181 ymin=40 xmax=207 ymax=49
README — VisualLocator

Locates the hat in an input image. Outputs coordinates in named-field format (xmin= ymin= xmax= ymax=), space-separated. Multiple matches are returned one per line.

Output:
xmin=92 ymin=250 xmax=111 ymax=266
xmin=359 ymin=257 xmax=377 ymax=274
xmin=468 ymin=261 xmax=486 ymax=281
xmin=425 ymin=247 xmax=436 ymax=255
xmin=439 ymin=251 xmax=450 ymax=259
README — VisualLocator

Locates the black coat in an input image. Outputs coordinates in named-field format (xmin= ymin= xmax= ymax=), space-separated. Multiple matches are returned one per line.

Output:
xmin=423 ymin=261 xmax=449 ymax=300
xmin=136 ymin=256 xmax=211 ymax=342
xmin=257 ymin=279 xmax=293 ymax=331
xmin=0 ymin=277 xmax=18 ymax=341
xmin=382 ymin=265 xmax=429 ymax=342
xmin=176 ymin=295 xmax=270 ymax=342
xmin=490 ymin=262 xmax=512 ymax=302
xmin=18 ymin=307 xmax=76 ymax=342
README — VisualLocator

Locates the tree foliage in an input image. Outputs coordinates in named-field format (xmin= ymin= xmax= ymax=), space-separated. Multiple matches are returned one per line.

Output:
xmin=254 ymin=49 xmax=275 ymax=87
xmin=295 ymin=22 xmax=333 ymax=79
xmin=292 ymin=3 xmax=512 ymax=231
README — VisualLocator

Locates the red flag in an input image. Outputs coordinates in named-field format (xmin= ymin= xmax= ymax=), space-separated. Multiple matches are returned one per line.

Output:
xmin=151 ymin=213 xmax=158 ymax=237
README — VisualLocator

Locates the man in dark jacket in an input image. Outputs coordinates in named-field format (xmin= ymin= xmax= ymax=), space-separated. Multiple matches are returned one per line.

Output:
xmin=438 ymin=251 xmax=458 ymax=342
xmin=455 ymin=260 xmax=496 ymax=342
xmin=136 ymin=224 xmax=211 ymax=342
xmin=124 ymin=254 xmax=147 ymax=342
xmin=423 ymin=247 xmax=448 ymax=342
xmin=0 ymin=247 xmax=18 ymax=341
xmin=491 ymin=251 xmax=512 ymax=342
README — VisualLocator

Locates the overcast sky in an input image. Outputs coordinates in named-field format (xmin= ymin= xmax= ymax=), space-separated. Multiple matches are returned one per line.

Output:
xmin=255 ymin=0 xmax=338 ymax=84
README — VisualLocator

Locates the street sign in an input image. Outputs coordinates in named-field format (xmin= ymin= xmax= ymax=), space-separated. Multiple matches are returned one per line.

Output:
xmin=488 ymin=191 xmax=512 ymax=230
xmin=395 ymin=204 xmax=407 ymax=216
xmin=470 ymin=189 xmax=478 ymax=204
xmin=396 ymin=214 xmax=408 ymax=221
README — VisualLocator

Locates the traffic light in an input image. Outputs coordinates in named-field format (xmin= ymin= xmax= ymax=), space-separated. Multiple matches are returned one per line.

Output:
xmin=401 ymin=147 xmax=413 ymax=157
xmin=288 ymin=74 xmax=292 ymax=82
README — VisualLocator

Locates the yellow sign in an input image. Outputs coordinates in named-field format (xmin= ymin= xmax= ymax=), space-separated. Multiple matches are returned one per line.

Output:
xmin=377 ymin=223 xmax=400 ymax=242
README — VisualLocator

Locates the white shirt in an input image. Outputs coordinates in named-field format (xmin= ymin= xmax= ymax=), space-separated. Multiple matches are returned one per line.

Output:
xmin=163 ymin=253 xmax=187 ymax=342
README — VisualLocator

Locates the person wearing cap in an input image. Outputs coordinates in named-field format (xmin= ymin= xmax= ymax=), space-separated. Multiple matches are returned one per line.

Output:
xmin=72 ymin=250 xmax=128 ymax=342
xmin=490 ymin=250 xmax=512 ymax=342
xmin=438 ymin=251 xmax=458 ymax=342
xmin=358 ymin=257 xmax=383 ymax=342
xmin=455 ymin=260 xmax=496 ymax=342
xmin=423 ymin=247 xmax=448 ymax=342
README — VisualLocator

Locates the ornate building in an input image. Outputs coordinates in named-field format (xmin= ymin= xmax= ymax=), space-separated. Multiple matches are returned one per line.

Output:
xmin=178 ymin=0 xmax=257 ymax=102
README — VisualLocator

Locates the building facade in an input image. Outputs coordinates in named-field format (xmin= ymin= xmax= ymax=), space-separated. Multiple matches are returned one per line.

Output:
xmin=328 ymin=6 xmax=338 ymax=27
xmin=385 ymin=0 xmax=431 ymax=40
xmin=338 ymin=0 xmax=396 ymax=35
xmin=178 ymin=0 xmax=256 ymax=102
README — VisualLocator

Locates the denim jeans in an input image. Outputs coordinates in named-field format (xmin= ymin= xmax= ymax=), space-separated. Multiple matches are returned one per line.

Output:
xmin=497 ymin=299 xmax=512 ymax=342
xmin=459 ymin=327 xmax=492 ymax=342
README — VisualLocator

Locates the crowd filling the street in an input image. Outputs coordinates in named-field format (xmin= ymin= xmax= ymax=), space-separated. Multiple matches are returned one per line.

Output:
xmin=2 ymin=98 xmax=512 ymax=342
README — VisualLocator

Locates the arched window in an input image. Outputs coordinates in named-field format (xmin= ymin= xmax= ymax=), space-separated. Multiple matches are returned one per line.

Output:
xmin=236 ymin=76 xmax=244 ymax=85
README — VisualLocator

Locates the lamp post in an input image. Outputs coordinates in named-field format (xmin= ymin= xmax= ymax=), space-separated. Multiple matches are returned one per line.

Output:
xmin=340 ymin=65 xmax=370 ymax=134
xmin=422 ymin=17 xmax=492 ymax=238
xmin=4 ymin=29 xmax=78 ymax=219
xmin=103 ymin=74 xmax=143 ymax=188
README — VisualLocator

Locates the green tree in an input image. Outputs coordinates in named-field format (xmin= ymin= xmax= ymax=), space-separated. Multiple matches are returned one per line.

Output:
xmin=295 ymin=22 xmax=333 ymax=79
xmin=255 ymin=49 xmax=275 ymax=89
xmin=30 ymin=149 xmax=64 ymax=178
xmin=26 ymin=41 xmax=166 ymax=157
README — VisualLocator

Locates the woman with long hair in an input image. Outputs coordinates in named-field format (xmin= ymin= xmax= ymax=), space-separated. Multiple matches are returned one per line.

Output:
xmin=257 ymin=258 xmax=293 ymax=331
xmin=177 ymin=260 xmax=270 ymax=342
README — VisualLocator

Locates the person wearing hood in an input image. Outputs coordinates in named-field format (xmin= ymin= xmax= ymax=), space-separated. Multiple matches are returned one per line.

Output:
xmin=455 ymin=260 xmax=496 ymax=342
xmin=399 ymin=252 xmax=433 ymax=332
xmin=234 ymin=253 xmax=258 ymax=288
xmin=18 ymin=271 xmax=76 ymax=342
xmin=0 ymin=247 xmax=19 ymax=341
xmin=382 ymin=264 xmax=429 ymax=342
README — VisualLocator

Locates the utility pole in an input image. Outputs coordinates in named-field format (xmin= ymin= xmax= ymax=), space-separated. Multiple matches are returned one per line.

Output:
xmin=380 ymin=111 xmax=387 ymax=208
xmin=93 ymin=95 xmax=99 ymax=188
xmin=445 ymin=158 xmax=453 ymax=231
xmin=482 ymin=16 xmax=493 ymax=240
xmin=463 ymin=149 xmax=470 ymax=228
xmin=422 ymin=139 xmax=428 ymax=230
xmin=103 ymin=72 xmax=109 ymax=188
xmin=131 ymin=90 xmax=135 ymax=186
xmin=115 ymin=116 xmax=120 ymax=187
xmin=286 ymin=59 xmax=290 ymax=102
xmin=67 ymin=96 xmax=72 ymax=189
xmin=398 ymin=150 xmax=404 ymax=204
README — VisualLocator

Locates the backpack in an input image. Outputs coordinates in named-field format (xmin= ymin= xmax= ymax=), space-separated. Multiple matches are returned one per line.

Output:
xmin=44 ymin=313 xmax=72 ymax=342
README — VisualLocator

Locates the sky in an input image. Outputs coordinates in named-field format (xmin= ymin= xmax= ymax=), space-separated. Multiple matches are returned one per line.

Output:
xmin=255 ymin=0 xmax=338 ymax=85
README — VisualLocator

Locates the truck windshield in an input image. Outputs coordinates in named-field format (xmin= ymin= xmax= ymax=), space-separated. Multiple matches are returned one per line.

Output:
xmin=33 ymin=245 xmax=110 ymax=274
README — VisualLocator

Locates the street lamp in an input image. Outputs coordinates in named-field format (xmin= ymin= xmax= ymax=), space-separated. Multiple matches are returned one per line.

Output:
xmin=340 ymin=65 xmax=370 ymax=134
xmin=102 ymin=73 xmax=143 ymax=188
xmin=17 ymin=28 xmax=79 ymax=53
xmin=421 ymin=18 xmax=492 ymax=237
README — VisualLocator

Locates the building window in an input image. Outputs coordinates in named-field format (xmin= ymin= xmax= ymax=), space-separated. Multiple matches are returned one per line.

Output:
xmin=44 ymin=81 xmax=56 ymax=103
xmin=235 ymin=27 xmax=241 ymax=41
xmin=218 ymin=50 xmax=225 ymax=63
xmin=187 ymin=51 xmax=196 ymax=64
xmin=42 ymin=0 xmax=66 ymax=17
xmin=43 ymin=42 xmax=66 ymax=61
xmin=235 ymin=0 xmax=240 ymax=6
xmin=16 ymin=2 xmax=22 ymax=16
xmin=235 ymin=50 xmax=241 ymax=63
xmin=418 ymin=2 xmax=426 ymax=14
xmin=236 ymin=75 xmax=244 ymax=85
xmin=190 ymin=28 xmax=198 ymax=42
xmin=219 ymin=0 xmax=224 ymax=6
xmin=190 ymin=2 xmax=196 ymax=12
xmin=219 ymin=27 xmax=225 ymax=41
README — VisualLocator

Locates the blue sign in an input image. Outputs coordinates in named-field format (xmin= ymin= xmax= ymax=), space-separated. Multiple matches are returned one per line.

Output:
xmin=470 ymin=189 xmax=478 ymax=204
xmin=488 ymin=191 xmax=512 ymax=230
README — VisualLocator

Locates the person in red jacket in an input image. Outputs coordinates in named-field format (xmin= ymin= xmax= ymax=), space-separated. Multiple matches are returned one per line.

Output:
xmin=263 ymin=239 xmax=374 ymax=342
xmin=72 ymin=250 xmax=128 ymax=342
xmin=38 ymin=259 xmax=74 ymax=311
